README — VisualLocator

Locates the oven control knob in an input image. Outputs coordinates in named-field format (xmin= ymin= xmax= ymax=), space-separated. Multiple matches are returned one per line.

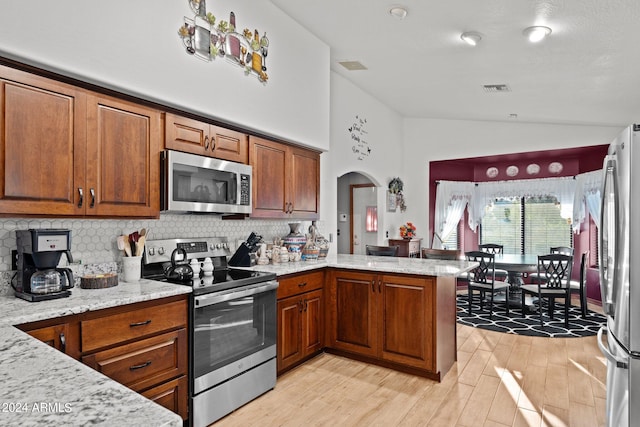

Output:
xmin=158 ymin=247 xmax=165 ymax=255
xmin=148 ymin=247 xmax=155 ymax=256
xmin=222 ymin=243 xmax=228 ymax=249
xmin=216 ymin=243 xmax=223 ymax=249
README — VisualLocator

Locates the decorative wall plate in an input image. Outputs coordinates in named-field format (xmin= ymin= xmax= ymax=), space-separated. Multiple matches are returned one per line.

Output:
xmin=526 ymin=163 xmax=540 ymax=175
xmin=548 ymin=162 xmax=563 ymax=174
xmin=486 ymin=167 xmax=499 ymax=178
xmin=506 ymin=165 xmax=519 ymax=177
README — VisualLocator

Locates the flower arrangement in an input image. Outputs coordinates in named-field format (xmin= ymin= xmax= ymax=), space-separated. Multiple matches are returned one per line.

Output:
xmin=399 ymin=222 xmax=416 ymax=239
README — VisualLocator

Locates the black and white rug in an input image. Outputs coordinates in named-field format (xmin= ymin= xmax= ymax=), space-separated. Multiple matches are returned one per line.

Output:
xmin=456 ymin=295 xmax=606 ymax=338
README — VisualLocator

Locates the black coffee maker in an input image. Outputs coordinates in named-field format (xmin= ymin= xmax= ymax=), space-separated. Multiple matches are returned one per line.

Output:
xmin=13 ymin=229 xmax=74 ymax=302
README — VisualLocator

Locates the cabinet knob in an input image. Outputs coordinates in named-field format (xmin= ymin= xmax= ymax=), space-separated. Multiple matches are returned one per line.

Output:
xmin=59 ymin=332 xmax=66 ymax=354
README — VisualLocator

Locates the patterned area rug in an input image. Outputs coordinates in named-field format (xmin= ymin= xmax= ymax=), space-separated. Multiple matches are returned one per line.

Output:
xmin=456 ymin=295 xmax=606 ymax=338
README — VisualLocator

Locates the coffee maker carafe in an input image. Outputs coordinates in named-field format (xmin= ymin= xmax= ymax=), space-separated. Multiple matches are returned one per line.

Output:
xmin=13 ymin=229 xmax=74 ymax=302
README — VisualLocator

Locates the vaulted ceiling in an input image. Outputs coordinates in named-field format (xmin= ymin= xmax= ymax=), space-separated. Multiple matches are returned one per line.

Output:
xmin=271 ymin=0 xmax=640 ymax=127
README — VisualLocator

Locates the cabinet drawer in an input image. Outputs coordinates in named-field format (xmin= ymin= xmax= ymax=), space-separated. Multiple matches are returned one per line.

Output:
xmin=277 ymin=270 xmax=324 ymax=299
xmin=81 ymin=300 xmax=187 ymax=352
xmin=141 ymin=375 xmax=188 ymax=420
xmin=82 ymin=329 xmax=187 ymax=392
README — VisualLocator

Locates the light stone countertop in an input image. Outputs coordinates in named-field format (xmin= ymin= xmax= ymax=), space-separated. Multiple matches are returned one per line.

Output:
xmin=0 ymin=279 xmax=191 ymax=427
xmin=243 ymin=253 xmax=477 ymax=277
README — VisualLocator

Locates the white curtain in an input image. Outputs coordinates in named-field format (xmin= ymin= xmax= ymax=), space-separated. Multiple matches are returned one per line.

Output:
xmin=572 ymin=170 xmax=602 ymax=233
xmin=473 ymin=176 xmax=576 ymax=226
xmin=432 ymin=181 xmax=474 ymax=249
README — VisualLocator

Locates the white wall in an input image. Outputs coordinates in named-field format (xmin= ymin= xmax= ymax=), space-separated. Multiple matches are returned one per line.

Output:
xmin=402 ymin=118 xmax=623 ymax=247
xmin=323 ymin=72 xmax=406 ymax=248
xmin=0 ymin=0 xmax=329 ymax=150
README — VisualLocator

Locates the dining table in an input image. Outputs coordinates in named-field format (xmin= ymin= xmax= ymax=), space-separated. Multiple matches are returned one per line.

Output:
xmin=493 ymin=253 xmax=540 ymax=309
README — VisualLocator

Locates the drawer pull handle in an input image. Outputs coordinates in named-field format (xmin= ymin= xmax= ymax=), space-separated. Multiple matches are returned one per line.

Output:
xmin=78 ymin=188 xmax=83 ymax=208
xmin=60 ymin=332 xmax=66 ymax=354
xmin=129 ymin=361 xmax=152 ymax=371
xmin=298 ymin=282 xmax=307 ymax=288
xmin=130 ymin=320 xmax=152 ymax=327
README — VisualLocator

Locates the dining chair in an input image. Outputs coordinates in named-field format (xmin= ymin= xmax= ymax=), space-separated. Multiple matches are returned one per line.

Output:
xmin=465 ymin=251 xmax=511 ymax=319
xmin=478 ymin=243 xmax=509 ymax=281
xmin=422 ymin=248 xmax=463 ymax=260
xmin=569 ymin=251 xmax=589 ymax=318
xmin=365 ymin=245 xmax=399 ymax=256
xmin=530 ymin=246 xmax=575 ymax=282
xmin=520 ymin=253 xmax=573 ymax=327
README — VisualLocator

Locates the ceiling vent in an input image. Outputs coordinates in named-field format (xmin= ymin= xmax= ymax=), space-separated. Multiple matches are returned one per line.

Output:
xmin=483 ymin=84 xmax=511 ymax=93
xmin=338 ymin=61 xmax=368 ymax=71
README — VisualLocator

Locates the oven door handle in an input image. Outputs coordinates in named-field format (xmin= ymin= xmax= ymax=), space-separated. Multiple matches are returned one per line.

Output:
xmin=194 ymin=280 xmax=279 ymax=308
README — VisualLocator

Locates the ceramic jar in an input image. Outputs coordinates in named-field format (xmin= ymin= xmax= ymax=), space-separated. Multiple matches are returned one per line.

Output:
xmin=282 ymin=222 xmax=307 ymax=258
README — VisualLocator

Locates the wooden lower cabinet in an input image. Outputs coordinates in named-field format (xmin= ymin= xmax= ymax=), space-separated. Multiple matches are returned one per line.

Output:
xmin=276 ymin=271 xmax=324 ymax=374
xmin=328 ymin=269 xmax=455 ymax=380
xmin=141 ymin=375 xmax=188 ymax=420
xmin=19 ymin=320 xmax=78 ymax=358
xmin=16 ymin=295 xmax=188 ymax=421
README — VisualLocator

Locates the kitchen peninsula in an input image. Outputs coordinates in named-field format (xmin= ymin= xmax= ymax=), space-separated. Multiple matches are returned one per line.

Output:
xmin=248 ymin=254 xmax=476 ymax=381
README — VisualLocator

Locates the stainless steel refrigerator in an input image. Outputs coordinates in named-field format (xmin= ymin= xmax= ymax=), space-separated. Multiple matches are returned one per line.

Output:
xmin=598 ymin=124 xmax=640 ymax=427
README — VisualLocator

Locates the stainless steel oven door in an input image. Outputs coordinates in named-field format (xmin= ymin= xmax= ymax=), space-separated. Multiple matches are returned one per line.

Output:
xmin=193 ymin=280 xmax=278 ymax=395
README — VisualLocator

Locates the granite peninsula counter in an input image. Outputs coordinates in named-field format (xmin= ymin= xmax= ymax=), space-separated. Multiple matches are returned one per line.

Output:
xmin=0 ymin=279 xmax=191 ymax=427
xmin=242 ymin=253 xmax=477 ymax=277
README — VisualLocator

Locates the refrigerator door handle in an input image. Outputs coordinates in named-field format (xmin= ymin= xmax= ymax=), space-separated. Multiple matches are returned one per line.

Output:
xmin=599 ymin=156 xmax=618 ymax=317
xmin=598 ymin=327 xmax=629 ymax=369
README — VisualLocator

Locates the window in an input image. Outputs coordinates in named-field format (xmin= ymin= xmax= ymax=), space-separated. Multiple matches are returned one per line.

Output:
xmin=442 ymin=225 xmax=458 ymax=250
xmin=481 ymin=196 xmax=572 ymax=254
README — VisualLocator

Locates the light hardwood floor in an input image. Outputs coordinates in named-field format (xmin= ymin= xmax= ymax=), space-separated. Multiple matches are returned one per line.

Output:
xmin=216 ymin=301 xmax=607 ymax=427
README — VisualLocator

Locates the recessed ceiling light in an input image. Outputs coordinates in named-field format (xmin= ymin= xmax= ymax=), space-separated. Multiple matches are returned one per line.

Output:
xmin=389 ymin=6 xmax=408 ymax=20
xmin=460 ymin=31 xmax=482 ymax=46
xmin=522 ymin=26 xmax=552 ymax=42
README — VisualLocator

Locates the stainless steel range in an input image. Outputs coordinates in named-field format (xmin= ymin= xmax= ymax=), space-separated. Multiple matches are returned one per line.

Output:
xmin=142 ymin=237 xmax=278 ymax=427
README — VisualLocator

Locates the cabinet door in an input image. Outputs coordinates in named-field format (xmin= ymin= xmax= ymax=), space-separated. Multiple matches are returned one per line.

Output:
xmin=25 ymin=323 xmax=71 ymax=354
xmin=379 ymin=274 xmax=434 ymax=370
xmin=210 ymin=124 xmax=248 ymax=164
xmin=330 ymin=270 xmax=377 ymax=357
xmin=250 ymin=136 xmax=288 ymax=218
xmin=0 ymin=65 xmax=86 ymax=215
xmin=141 ymin=375 xmax=188 ymax=421
xmin=302 ymin=289 xmax=323 ymax=356
xmin=288 ymin=146 xmax=320 ymax=219
xmin=277 ymin=295 xmax=303 ymax=373
xmin=86 ymin=93 xmax=160 ymax=217
xmin=165 ymin=113 xmax=209 ymax=156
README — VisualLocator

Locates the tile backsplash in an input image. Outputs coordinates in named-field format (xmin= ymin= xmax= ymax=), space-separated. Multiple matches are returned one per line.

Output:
xmin=0 ymin=214 xmax=326 ymax=293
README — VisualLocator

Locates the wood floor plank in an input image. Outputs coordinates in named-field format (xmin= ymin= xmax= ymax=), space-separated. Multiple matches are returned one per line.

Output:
xmin=215 ymin=321 xmax=606 ymax=427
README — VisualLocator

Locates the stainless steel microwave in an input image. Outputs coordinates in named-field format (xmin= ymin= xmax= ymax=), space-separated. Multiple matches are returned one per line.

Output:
xmin=161 ymin=150 xmax=252 ymax=214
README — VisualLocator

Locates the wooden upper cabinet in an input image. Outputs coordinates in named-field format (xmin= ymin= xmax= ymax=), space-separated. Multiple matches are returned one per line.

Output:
xmin=249 ymin=135 xmax=320 ymax=219
xmin=0 ymin=65 xmax=87 ymax=216
xmin=165 ymin=113 xmax=248 ymax=164
xmin=0 ymin=65 xmax=161 ymax=218
xmin=86 ymin=93 xmax=160 ymax=217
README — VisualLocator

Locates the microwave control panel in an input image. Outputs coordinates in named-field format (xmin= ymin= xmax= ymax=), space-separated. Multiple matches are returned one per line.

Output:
xmin=240 ymin=174 xmax=250 ymax=205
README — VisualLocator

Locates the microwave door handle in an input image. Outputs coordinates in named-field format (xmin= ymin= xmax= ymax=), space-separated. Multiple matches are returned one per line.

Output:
xmin=600 ymin=156 xmax=618 ymax=317
xmin=230 ymin=175 xmax=238 ymax=204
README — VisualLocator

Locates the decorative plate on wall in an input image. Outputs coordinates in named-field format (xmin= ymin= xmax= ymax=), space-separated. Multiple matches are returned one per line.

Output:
xmin=506 ymin=165 xmax=519 ymax=177
xmin=526 ymin=163 xmax=540 ymax=175
xmin=548 ymin=162 xmax=563 ymax=174
xmin=486 ymin=167 xmax=499 ymax=178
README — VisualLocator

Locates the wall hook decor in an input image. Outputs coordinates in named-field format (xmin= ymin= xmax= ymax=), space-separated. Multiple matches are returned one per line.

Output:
xmin=178 ymin=0 xmax=270 ymax=83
